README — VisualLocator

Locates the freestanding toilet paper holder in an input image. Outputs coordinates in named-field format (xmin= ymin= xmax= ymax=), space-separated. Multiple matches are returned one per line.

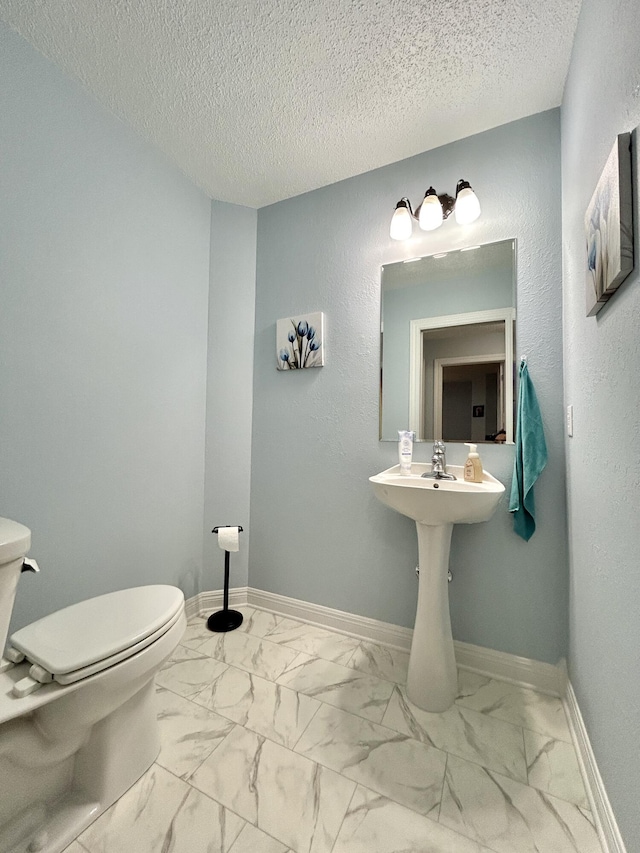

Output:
xmin=208 ymin=526 xmax=244 ymax=632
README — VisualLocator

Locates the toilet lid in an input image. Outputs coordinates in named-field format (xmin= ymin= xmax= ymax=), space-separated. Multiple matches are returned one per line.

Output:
xmin=10 ymin=585 xmax=184 ymax=676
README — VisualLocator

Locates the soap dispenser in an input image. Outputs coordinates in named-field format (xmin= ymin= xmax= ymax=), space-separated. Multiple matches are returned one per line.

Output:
xmin=464 ymin=443 xmax=483 ymax=483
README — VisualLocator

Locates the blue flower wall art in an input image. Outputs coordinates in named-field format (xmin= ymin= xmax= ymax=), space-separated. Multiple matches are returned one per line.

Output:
xmin=584 ymin=133 xmax=633 ymax=316
xmin=276 ymin=311 xmax=325 ymax=370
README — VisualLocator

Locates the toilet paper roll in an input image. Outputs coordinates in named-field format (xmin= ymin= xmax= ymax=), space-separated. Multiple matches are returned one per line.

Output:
xmin=217 ymin=526 xmax=240 ymax=552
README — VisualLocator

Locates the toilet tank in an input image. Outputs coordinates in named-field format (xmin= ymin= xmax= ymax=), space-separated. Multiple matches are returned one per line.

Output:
xmin=0 ymin=518 xmax=31 ymax=654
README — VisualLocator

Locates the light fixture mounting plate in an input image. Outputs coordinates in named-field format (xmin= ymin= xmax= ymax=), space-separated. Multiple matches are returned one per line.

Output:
xmin=438 ymin=193 xmax=455 ymax=220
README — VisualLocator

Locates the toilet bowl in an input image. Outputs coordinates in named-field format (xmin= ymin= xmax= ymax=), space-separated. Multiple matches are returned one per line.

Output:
xmin=0 ymin=517 xmax=186 ymax=853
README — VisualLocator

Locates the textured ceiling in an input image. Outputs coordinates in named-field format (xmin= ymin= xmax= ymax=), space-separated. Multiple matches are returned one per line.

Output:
xmin=0 ymin=0 xmax=582 ymax=208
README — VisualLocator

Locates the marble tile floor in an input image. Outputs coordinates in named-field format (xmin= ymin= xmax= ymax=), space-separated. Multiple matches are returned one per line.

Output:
xmin=66 ymin=607 xmax=602 ymax=853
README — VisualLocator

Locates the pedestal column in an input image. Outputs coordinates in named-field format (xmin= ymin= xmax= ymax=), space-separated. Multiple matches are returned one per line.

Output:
xmin=406 ymin=522 xmax=457 ymax=712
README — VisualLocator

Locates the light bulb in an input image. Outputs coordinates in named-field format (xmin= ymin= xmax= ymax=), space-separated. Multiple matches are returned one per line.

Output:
xmin=418 ymin=188 xmax=443 ymax=231
xmin=390 ymin=199 xmax=413 ymax=240
xmin=454 ymin=181 xmax=481 ymax=225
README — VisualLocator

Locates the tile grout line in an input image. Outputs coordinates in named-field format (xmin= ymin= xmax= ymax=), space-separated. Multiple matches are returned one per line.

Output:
xmin=216 ymin=654 xmax=394 ymax=729
xmin=268 ymin=634 xmax=401 ymax=687
xmin=518 ymin=725 xmax=573 ymax=745
xmin=159 ymin=710 xmax=354 ymax=853
xmin=454 ymin=696 xmax=575 ymax=745
xmin=161 ymin=740 xmax=500 ymax=853
xmin=436 ymin=751 xmax=448 ymax=823
xmin=186 ymin=623 xmax=405 ymax=726
xmin=158 ymin=664 xmax=417 ymax=806
xmin=298 ymin=689 xmax=594 ymax=822
xmin=287 ymin=711 xmax=452 ymax=823
xmin=162 ymin=660 xmax=324 ymax=756
xmin=156 ymin=678 xmax=208 ymax=703
xmin=203 ymin=623 xmax=363 ymax=681
xmin=327 ymin=779 xmax=359 ymax=853
xmin=375 ymin=688 xmax=531 ymax=788
xmin=181 ymin=627 xmax=581 ymax=802
xmin=522 ymin=723 xmax=530 ymax=787
xmin=182 ymin=615 xmax=593 ymax=812
xmin=339 ymin=641 xmax=358 ymax=670
xmin=169 ymin=650 xmax=394 ymax=738
xmin=203 ymin=611 xmax=571 ymax=741
xmin=518 ymin=726 xmax=593 ymax=812
xmin=378 ymin=680 xmax=396 ymax=723
xmin=157 ymin=760 xmax=286 ymax=851
xmin=331 ymin=776 xmax=508 ymax=853
xmin=290 ymin=692 xmax=324 ymax=752
xmin=227 ymin=823 xmax=293 ymax=853
xmin=277 ymin=648 xmax=402 ymax=690
xmin=185 ymin=617 xmax=577 ymax=768
xmin=155 ymin=641 xmax=595 ymax=852
xmin=191 ymin=610 xmax=406 ymax=687
xmin=182 ymin=714 xmax=238 ymax=783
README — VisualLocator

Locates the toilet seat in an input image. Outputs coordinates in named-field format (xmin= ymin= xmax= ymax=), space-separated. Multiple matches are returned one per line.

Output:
xmin=9 ymin=585 xmax=184 ymax=691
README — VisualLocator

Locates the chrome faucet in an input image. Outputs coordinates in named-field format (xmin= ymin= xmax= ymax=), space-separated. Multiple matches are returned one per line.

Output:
xmin=421 ymin=440 xmax=457 ymax=480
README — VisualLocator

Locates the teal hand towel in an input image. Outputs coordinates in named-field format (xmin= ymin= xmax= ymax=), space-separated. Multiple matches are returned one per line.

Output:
xmin=509 ymin=360 xmax=547 ymax=541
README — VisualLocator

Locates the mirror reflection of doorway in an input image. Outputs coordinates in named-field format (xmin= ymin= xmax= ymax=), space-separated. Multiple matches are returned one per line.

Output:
xmin=440 ymin=362 xmax=502 ymax=442
xmin=420 ymin=318 xmax=511 ymax=442
xmin=441 ymin=380 xmax=472 ymax=440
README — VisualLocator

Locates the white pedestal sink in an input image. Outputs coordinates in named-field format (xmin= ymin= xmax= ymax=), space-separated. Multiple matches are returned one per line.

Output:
xmin=370 ymin=463 xmax=504 ymax=712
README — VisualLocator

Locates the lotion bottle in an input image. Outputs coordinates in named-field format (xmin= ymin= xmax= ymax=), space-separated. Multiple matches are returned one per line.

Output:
xmin=464 ymin=443 xmax=483 ymax=483
xmin=398 ymin=430 xmax=415 ymax=475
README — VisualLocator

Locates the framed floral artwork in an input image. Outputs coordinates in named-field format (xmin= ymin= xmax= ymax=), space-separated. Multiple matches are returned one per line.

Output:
xmin=276 ymin=311 xmax=324 ymax=370
xmin=585 ymin=133 xmax=633 ymax=316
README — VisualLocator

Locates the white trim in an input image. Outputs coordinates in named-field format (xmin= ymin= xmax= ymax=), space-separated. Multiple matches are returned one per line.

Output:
xmin=409 ymin=308 xmax=515 ymax=441
xmin=454 ymin=640 xmax=566 ymax=696
xmin=186 ymin=586 xmax=565 ymax=696
xmin=184 ymin=595 xmax=201 ymax=620
xmin=246 ymin=591 xmax=565 ymax=694
xmin=564 ymin=681 xmax=627 ymax=853
xmin=433 ymin=352 xmax=507 ymax=442
xmin=247 ymin=587 xmax=413 ymax=649
xmin=185 ymin=587 xmax=248 ymax=620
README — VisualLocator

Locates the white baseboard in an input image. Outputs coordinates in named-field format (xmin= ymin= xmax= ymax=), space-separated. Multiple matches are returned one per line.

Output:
xmin=187 ymin=586 xmax=564 ymax=696
xmin=454 ymin=641 xmax=567 ymax=697
xmin=247 ymin=587 xmax=567 ymax=696
xmin=247 ymin=587 xmax=414 ymax=650
xmin=564 ymin=681 xmax=627 ymax=853
xmin=185 ymin=587 xmax=248 ymax=620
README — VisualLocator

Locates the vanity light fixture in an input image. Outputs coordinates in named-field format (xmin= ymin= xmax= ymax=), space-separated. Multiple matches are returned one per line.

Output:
xmin=389 ymin=198 xmax=414 ymax=241
xmin=390 ymin=179 xmax=481 ymax=240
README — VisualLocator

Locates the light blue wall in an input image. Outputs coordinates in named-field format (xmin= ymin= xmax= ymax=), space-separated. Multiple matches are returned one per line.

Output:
xmin=204 ymin=201 xmax=257 ymax=590
xmin=561 ymin=0 xmax=640 ymax=845
xmin=251 ymin=110 xmax=568 ymax=664
xmin=0 ymin=23 xmax=212 ymax=631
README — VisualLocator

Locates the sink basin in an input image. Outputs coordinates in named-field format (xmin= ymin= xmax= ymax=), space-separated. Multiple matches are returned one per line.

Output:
xmin=369 ymin=463 xmax=504 ymax=525
xmin=370 ymin=461 xmax=504 ymax=712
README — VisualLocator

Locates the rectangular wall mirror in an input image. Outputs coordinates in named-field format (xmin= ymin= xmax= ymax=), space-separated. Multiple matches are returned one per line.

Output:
xmin=380 ymin=239 xmax=516 ymax=443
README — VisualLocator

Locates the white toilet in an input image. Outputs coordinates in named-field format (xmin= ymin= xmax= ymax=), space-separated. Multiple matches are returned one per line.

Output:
xmin=0 ymin=517 xmax=186 ymax=853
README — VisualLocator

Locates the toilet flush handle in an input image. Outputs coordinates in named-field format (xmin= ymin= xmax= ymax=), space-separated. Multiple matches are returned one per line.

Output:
xmin=21 ymin=558 xmax=40 ymax=573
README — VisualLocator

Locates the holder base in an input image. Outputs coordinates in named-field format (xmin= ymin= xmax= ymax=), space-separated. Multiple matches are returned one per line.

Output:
xmin=207 ymin=609 xmax=243 ymax=633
